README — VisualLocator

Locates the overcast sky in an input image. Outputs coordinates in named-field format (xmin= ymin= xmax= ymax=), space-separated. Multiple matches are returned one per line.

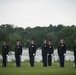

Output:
xmin=0 ymin=0 xmax=76 ymax=28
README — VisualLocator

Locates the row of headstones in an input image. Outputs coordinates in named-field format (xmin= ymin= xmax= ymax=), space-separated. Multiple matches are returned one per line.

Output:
xmin=0 ymin=49 xmax=74 ymax=62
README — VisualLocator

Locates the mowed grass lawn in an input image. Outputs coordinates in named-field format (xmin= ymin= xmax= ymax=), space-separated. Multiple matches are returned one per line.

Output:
xmin=0 ymin=61 xmax=76 ymax=75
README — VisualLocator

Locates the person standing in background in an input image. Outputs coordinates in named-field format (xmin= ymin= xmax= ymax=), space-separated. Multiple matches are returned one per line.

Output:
xmin=73 ymin=39 xmax=76 ymax=68
xmin=47 ymin=40 xmax=54 ymax=66
xmin=2 ymin=41 xmax=9 ymax=67
xmin=29 ymin=39 xmax=36 ymax=67
xmin=58 ymin=38 xmax=66 ymax=67
xmin=15 ymin=40 xmax=22 ymax=67
xmin=42 ymin=38 xmax=48 ymax=67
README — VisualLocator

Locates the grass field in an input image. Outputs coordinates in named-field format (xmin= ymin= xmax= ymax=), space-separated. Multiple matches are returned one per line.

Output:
xmin=0 ymin=61 xmax=76 ymax=75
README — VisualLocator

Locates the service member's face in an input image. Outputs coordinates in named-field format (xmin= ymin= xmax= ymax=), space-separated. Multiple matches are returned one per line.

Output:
xmin=31 ymin=40 xmax=34 ymax=44
xmin=4 ymin=42 xmax=6 ymax=45
xmin=75 ymin=40 xmax=76 ymax=43
xmin=48 ymin=41 xmax=51 ymax=45
xmin=60 ymin=39 xmax=64 ymax=44
xmin=16 ymin=41 xmax=20 ymax=45
xmin=44 ymin=40 xmax=47 ymax=44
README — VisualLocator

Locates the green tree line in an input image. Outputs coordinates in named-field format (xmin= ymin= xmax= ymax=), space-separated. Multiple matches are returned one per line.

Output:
xmin=0 ymin=24 xmax=76 ymax=53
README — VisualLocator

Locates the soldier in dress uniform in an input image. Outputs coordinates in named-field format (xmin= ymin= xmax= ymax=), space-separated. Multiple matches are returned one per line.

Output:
xmin=47 ymin=40 xmax=54 ymax=66
xmin=42 ymin=38 xmax=48 ymax=67
xmin=73 ymin=39 xmax=76 ymax=68
xmin=15 ymin=40 xmax=22 ymax=67
xmin=2 ymin=41 xmax=9 ymax=67
xmin=58 ymin=39 xmax=66 ymax=67
xmin=29 ymin=39 xmax=36 ymax=67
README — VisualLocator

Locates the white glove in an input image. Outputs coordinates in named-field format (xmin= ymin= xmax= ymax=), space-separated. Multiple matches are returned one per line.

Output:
xmin=6 ymin=55 xmax=8 ymax=56
xmin=33 ymin=54 xmax=35 ymax=56
xmin=47 ymin=54 xmax=49 ymax=56
xmin=64 ymin=54 xmax=66 ymax=56
xmin=51 ymin=54 xmax=53 ymax=56
xmin=20 ymin=55 xmax=22 ymax=57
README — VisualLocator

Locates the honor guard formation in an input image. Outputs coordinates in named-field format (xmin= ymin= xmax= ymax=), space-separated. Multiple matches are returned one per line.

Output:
xmin=1 ymin=38 xmax=76 ymax=68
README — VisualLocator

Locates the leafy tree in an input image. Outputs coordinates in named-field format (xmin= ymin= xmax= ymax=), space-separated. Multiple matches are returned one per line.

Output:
xmin=0 ymin=24 xmax=76 ymax=53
